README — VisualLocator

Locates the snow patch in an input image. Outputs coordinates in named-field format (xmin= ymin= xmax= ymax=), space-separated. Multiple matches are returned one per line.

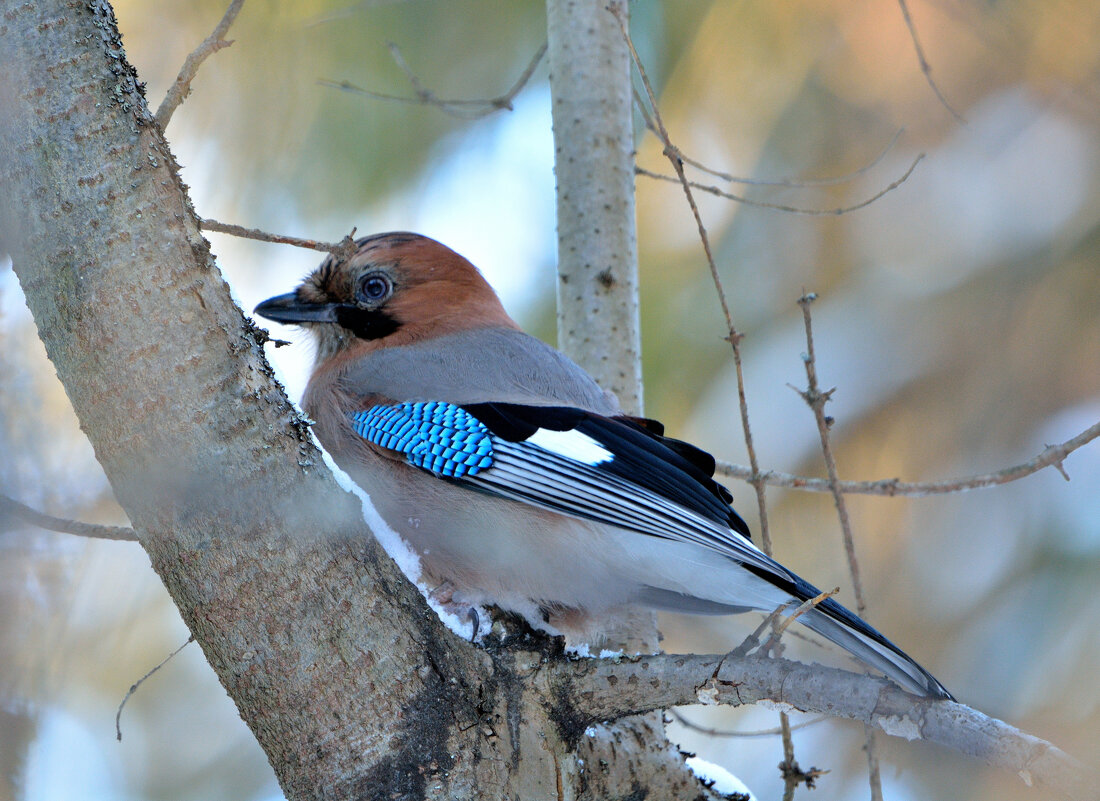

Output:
xmin=320 ymin=450 xmax=422 ymax=582
xmin=876 ymin=713 xmax=921 ymax=741
xmin=757 ymin=698 xmax=798 ymax=715
xmin=566 ymin=645 xmax=629 ymax=660
xmin=685 ymin=756 xmax=756 ymax=800
xmin=320 ymin=449 xmax=485 ymax=641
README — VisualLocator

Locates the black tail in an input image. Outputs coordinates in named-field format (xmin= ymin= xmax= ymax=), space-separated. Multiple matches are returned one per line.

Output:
xmin=753 ymin=568 xmax=954 ymax=700
xmin=798 ymin=599 xmax=953 ymax=699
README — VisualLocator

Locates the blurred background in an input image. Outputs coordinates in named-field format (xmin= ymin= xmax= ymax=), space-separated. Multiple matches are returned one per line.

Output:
xmin=2 ymin=0 xmax=1098 ymax=799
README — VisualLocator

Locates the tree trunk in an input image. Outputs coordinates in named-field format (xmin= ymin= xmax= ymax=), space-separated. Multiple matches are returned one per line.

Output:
xmin=0 ymin=2 xmax=712 ymax=798
xmin=548 ymin=0 xmax=643 ymax=416
xmin=545 ymin=4 xmax=720 ymax=800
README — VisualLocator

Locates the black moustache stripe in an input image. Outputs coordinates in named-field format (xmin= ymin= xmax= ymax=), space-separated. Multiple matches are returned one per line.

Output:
xmin=334 ymin=307 xmax=401 ymax=341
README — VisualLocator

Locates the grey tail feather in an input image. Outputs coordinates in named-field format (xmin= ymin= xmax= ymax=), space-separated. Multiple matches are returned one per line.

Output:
xmin=799 ymin=607 xmax=954 ymax=700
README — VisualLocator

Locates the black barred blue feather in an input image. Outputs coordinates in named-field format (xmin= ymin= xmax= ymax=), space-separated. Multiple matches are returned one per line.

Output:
xmin=351 ymin=402 xmax=494 ymax=477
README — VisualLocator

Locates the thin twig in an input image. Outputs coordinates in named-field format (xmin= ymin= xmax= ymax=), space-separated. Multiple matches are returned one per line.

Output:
xmin=155 ymin=0 xmax=246 ymax=129
xmin=670 ymin=709 xmax=828 ymax=739
xmin=116 ymin=636 xmax=196 ymax=741
xmin=686 ymin=129 xmax=902 ymax=187
xmin=611 ymin=6 xmax=772 ymax=552
xmin=730 ymin=602 xmax=796 ymax=659
xmin=611 ymin=6 xmax=807 ymax=793
xmin=780 ymin=759 xmax=829 ymax=798
xmin=635 ymin=154 xmax=923 ymax=216
xmin=713 ymin=420 xmax=1100 ymax=497
xmin=794 ymin=294 xmax=865 ymax=613
xmin=896 ymin=0 xmax=966 ymax=124
xmin=200 ymin=219 xmax=358 ymax=262
xmin=779 ymin=714 xmax=801 ymax=801
xmin=320 ymin=42 xmax=547 ymax=121
xmin=1 ymin=494 xmax=137 ymax=541
xmin=632 ymin=96 xmax=905 ymax=190
xmin=794 ymin=292 xmax=882 ymax=800
xmin=761 ymin=588 xmax=839 ymax=655
xmin=864 ymin=727 xmax=885 ymax=801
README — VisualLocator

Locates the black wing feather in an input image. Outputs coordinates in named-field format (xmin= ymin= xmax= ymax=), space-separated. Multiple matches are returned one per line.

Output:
xmin=464 ymin=402 xmax=749 ymax=539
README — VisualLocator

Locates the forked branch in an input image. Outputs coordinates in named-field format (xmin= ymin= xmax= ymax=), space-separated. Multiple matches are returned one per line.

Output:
xmin=156 ymin=0 xmax=247 ymax=128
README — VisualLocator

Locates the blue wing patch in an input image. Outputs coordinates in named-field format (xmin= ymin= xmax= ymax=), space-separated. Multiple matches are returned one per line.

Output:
xmin=350 ymin=402 xmax=494 ymax=477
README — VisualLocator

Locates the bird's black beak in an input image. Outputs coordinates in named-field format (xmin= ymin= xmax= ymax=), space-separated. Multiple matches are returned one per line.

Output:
xmin=254 ymin=293 xmax=341 ymax=324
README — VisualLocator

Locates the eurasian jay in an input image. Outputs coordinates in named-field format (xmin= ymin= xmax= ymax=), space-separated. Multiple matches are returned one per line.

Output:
xmin=255 ymin=232 xmax=952 ymax=700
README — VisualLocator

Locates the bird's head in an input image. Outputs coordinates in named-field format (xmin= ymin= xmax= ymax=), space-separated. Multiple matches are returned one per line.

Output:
xmin=254 ymin=232 xmax=519 ymax=362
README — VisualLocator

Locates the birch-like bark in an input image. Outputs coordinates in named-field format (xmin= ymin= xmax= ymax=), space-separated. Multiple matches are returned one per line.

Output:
xmin=543 ymin=3 xmax=721 ymax=799
xmin=548 ymin=0 xmax=643 ymax=415
xmin=5 ymin=4 xmax=1086 ymax=801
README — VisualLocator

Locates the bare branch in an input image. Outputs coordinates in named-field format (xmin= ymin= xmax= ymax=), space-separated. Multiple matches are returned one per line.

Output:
xmin=610 ymin=3 xmax=772 ymax=552
xmin=320 ymin=42 xmax=547 ymax=121
xmin=768 ymin=589 xmax=843 ymax=798
xmin=636 ymin=154 xmax=923 ymax=216
xmin=116 ymin=636 xmax=196 ymax=740
xmin=794 ymin=293 xmax=866 ymax=614
xmin=794 ymin=292 xmax=883 ymax=797
xmin=670 ymin=709 xmax=828 ymax=739
xmin=763 ymin=588 xmax=838 ymax=653
xmin=1 ymin=493 xmax=137 ymax=541
xmin=156 ymin=0 xmax=247 ymax=129
xmin=634 ymin=103 xmax=905 ymax=190
xmin=714 ymin=420 xmax=1100 ymax=497
xmin=200 ymin=218 xmax=358 ymax=262
xmin=557 ymin=652 xmax=1097 ymax=800
xmin=896 ymin=0 xmax=966 ymax=124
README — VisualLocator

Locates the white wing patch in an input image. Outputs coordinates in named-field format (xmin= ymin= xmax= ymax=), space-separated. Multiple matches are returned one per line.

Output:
xmin=526 ymin=428 xmax=613 ymax=465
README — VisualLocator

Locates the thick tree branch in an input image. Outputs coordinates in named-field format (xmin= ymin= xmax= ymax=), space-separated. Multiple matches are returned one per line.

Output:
xmin=1 ymin=6 xmax=505 ymax=799
xmin=554 ymin=653 xmax=1098 ymax=800
xmin=550 ymin=0 xmax=643 ymax=414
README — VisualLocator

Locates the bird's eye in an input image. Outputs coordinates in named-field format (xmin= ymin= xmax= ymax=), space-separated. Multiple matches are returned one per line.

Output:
xmin=357 ymin=272 xmax=392 ymax=303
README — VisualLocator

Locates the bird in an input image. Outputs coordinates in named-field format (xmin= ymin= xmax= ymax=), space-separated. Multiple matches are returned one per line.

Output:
xmin=254 ymin=231 xmax=953 ymax=700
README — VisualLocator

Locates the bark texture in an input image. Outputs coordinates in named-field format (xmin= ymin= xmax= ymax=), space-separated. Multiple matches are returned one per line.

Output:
xmin=548 ymin=0 xmax=643 ymax=415
xmin=543 ymin=4 xmax=725 ymax=799
xmin=2 ymin=3 xmax=466 ymax=798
